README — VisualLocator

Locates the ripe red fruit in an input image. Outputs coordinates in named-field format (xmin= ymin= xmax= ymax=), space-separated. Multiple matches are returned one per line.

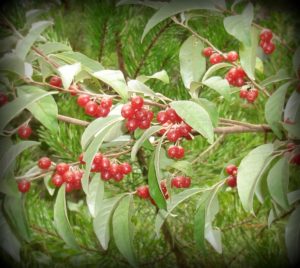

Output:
xmin=69 ymin=84 xmax=79 ymax=96
xmin=135 ymin=109 xmax=148 ymax=121
xmin=239 ymin=89 xmax=248 ymax=99
xmin=226 ymin=51 xmax=238 ymax=62
xmin=120 ymin=162 xmax=132 ymax=174
xmin=182 ymin=177 xmax=191 ymax=188
xmin=49 ymin=76 xmax=62 ymax=87
xmin=167 ymin=128 xmax=180 ymax=142
xmin=263 ymin=42 xmax=275 ymax=54
xmin=77 ymin=94 xmax=90 ymax=107
xmin=290 ymin=154 xmax=300 ymax=165
xmin=131 ymin=96 xmax=144 ymax=110
xmin=65 ymin=182 xmax=73 ymax=193
xmin=126 ymin=118 xmax=139 ymax=132
xmin=17 ymin=179 xmax=31 ymax=193
xmin=260 ymin=29 xmax=273 ymax=42
xmin=202 ymin=47 xmax=214 ymax=57
xmin=157 ymin=111 xmax=168 ymax=124
xmin=176 ymin=146 xmax=185 ymax=159
xmin=146 ymin=110 xmax=154 ymax=121
xmin=236 ymin=67 xmax=246 ymax=78
xmin=171 ymin=176 xmax=183 ymax=188
xmin=136 ymin=185 xmax=150 ymax=199
xmin=225 ymin=164 xmax=238 ymax=176
xmin=167 ymin=146 xmax=178 ymax=158
xmin=74 ymin=170 xmax=83 ymax=181
xmin=246 ymin=90 xmax=258 ymax=103
xmin=113 ymin=172 xmax=124 ymax=182
xmin=100 ymin=97 xmax=112 ymax=108
xmin=235 ymin=77 xmax=245 ymax=87
xmin=100 ymin=157 xmax=110 ymax=170
xmin=109 ymin=163 xmax=120 ymax=177
xmin=0 ymin=93 xmax=8 ymax=106
xmin=51 ymin=173 xmax=64 ymax=187
xmin=17 ymin=125 xmax=32 ymax=139
xmin=101 ymin=170 xmax=112 ymax=181
xmin=85 ymin=101 xmax=98 ymax=116
xmin=56 ymin=163 xmax=69 ymax=175
xmin=209 ymin=53 xmax=223 ymax=64
xmin=96 ymin=106 xmax=110 ymax=117
xmin=62 ymin=171 xmax=75 ymax=184
xmin=160 ymin=181 xmax=169 ymax=199
xmin=226 ymin=175 xmax=237 ymax=188
xmin=93 ymin=153 xmax=103 ymax=165
xmin=179 ymin=123 xmax=192 ymax=137
xmin=72 ymin=179 xmax=82 ymax=190
xmin=38 ymin=157 xmax=52 ymax=170
xmin=138 ymin=119 xmax=151 ymax=129
xmin=166 ymin=108 xmax=181 ymax=123
xmin=121 ymin=104 xmax=135 ymax=119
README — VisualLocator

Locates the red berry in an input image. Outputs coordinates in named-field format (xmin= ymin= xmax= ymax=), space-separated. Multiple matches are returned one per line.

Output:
xmin=239 ymin=89 xmax=248 ymax=99
xmin=17 ymin=125 xmax=32 ymax=139
xmin=235 ymin=77 xmax=245 ymax=87
xmin=138 ymin=119 xmax=151 ymax=129
xmin=202 ymin=47 xmax=214 ymax=57
xmin=126 ymin=118 xmax=139 ymax=132
xmin=167 ymin=146 xmax=178 ymax=159
xmin=17 ymin=179 xmax=31 ymax=193
xmin=260 ymin=29 xmax=273 ymax=42
xmin=100 ymin=97 xmax=112 ymax=109
xmin=113 ymin=172 xmax=124 ymax=182
xmin=136 ymin=185 xmax=150 ymax=199
xmin=166 ymin=108 xmax=180 ymax=123
xmin=109 ymin=163 xmax=120 ymax=177
xmin=226 ymin=51 xmax=238 ymax=62
xmin=160 ymin=181 xmax=169 ymax=199
xmin=77 ymin=94 xmax=90 ymax=107
xmin=51 ymin=173 xmax=64 ymax=187
xmin=146 ymin=110 xmax=154 ymax=122
xmin=209 ymin=53 xmax=223 ymax=64
xmin=176 ymin=146 xmax=185 ymax=159
xmin=72 ymin=179 xmax=82 ymax=190
xmin=65 ymin=182 xmax=73 ymax=193
xmin=131 ymin=96 xmax=144 ymax=110
xmin=290 ymin=154 xmax=300 ymax=165
xmin=236 ymin=67 xmax=246 ymax=78
xmin=100 ymin=157 xmax=110 ymax=170
xmin=120 ymin=162 xmax=132 ymax=174
xmin=263 ymin=42 xmax=275 ymax=54
xmin=135 ymin=109 xmax=148 ymax=121
xmin=167 ymin=129 xmax=180 ymax=142
xmin=171 ymin=176 xmax=182 ymax=188
xmin=74 ymin=170 xmax=83 ymax=181
xmin=157 ymin=111 xmax=168 ymax=124
xmin=62 ymin=170 xmax=75 ymax=184
xmin=246 ymin=90 xmax=258 ymax=103
xmin=226 ymin=175 xmax=237 ymax=188
xmin=38 ymin=157 xmax=52 ymax=170
xmin=0 ymin=93 xmax=8 ymax=106
xmin=49 ymin=76 xmax=62 ymax=87
xmin=101 ymin=170 xmax=112 ymax=181
xmin=56 ymin=163 xmax=69 ymax=175
xmin=259 ymin=40 xmax=268 ymax=50
xmin=69 ymin=84 xmax=79 ymax=96
xmin=225 ymin=164 xmax=238 ymax=176
xmin=93 ymin=153 xmax=103 ymax=165
xmin=179 ymin=123 xmax=192 ymax=137
xmin=121 ymin=104 xmax=135 ymax=119
xmin=85 ymin=101 xmax=98 ymax=116
xmin=182 ymin=177 xmax=191 ymax=188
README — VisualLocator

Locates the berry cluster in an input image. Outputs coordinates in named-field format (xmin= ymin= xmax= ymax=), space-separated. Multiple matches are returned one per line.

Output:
xmin=225 ymin=164 xmax=238 ymax=188
xmin=239 ymin=87 xmax=259 ymax=103
xmin=259 ymin=29 xmax=275 ymax=55
xmin=171 ymin=176 xmax=191 ymax=188
xmin=136 ymin=180 xmax=169 ymax=204
xmin=157 ymin=108 xmax=192 ymax=141
xmin=80 ymin=153 xmax=132 ymax=182
xmin=77 ymin=94 xmax=112 ymax=118
xmin=17 ymin=125 xmax=32 ymax=139
xmin=52 ymin=163 xmax=83 ymax=192
xmin=0 ymin=92 xmax=8 ymax=107
xmin=225 ymin=67 xmax=246 ymax=87
xmin=121 ymin=96 xmax=154 ymax=131
xmin=202 ymin=47 xmax=239 ymax=64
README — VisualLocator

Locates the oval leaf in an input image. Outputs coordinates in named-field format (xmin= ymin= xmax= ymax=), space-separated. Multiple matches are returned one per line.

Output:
xmin=127 ymin=80 xmax=157 ymax=98
xmin=58 ymin=63 xmax=81 ymax=89
xmin=202 ymin=76 xmax=230 ymax=99
xmin=136 ymin=70 xmax=169 ymax=84
xmin=86 ymin=174 xmax=104 ymax=218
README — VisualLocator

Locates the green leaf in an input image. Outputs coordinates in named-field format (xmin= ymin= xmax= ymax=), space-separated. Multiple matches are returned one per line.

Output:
xmin=93 ymin=70 xmax=128 ymax=100
xmin=0 ymin=141 xmax=39 ymax=179
xmin=170 ymin=101 xmax=214 ymax=144
xmin=0 ymin=90 xmax=57 ymax=132
xmin=112 ymin=195 xmax=137 ymax=267
xmin=142 ymin=0 xmax=218 ymax=40
xmin=58 ymin=63 xmax=81 ymax=89
xmin=202 ymin=62 xmax=232 ymax=81
xmin=127 ymin=80 xmax=157 ymax=97
xmin=148 ymin=150 xmax=167 ymax=210
xmin=194 ymin=195 xmax=207 ymax=251
xmin=3 ymin=196 xmax=31 ymax=242
xmin=205 ymin=226 xmax=222 ymax=254
xmin=0 ymin=53 xmax=26 ymax=76
xmin=117 ymin=0 xmax=165 ymax=9
xmin=86 ymin=174 xmax=104 ymax=218
xmin=0 ymin=35 xmax=18 ymax=54
xmin=17 ymin=86 xmax=58 ymax=133
xmin=237 ymin=144 xmax=274 ymax=212
xmin=179 ymin=36 xmax=206 ymax=89
xmin=15 ymin=21 xmax=53 ymax=61
xmin=131 ymin=125 xmax=162 ymax=161
xmin=239 ymin=26 xmax=258 ymax=80
xmin=284 ymin=90 xmax=300 ymax=123
xmin=168 ymin=160 xmax=193 ymax=177
xmin=267 ymin=157 xmax=289 ymax=210
xmin=292 ymin=47 xmax=300 ymax=77
xmin=202 ymin=76 xmax=230 ymax=99
xmin=223 ymin=3 xmax=253 ymax=45
xmin=136 ymin=70 xmax=169 ymax=84
xmin=288 ymin=190 xmax=300 ymax=205
xmin=93 ymin=194 xmax=127 ymax=250
xmin=261 ymin=69 xmax=291 ymax=87
xmin=36 ymin=42 xmax=71 ymax=56
xmin=53 ymin=184 xmax=79 ymax=250
xmin=265 ymin=82 xmax=291 ymax=138
xmin=43 ymin=174 xmax=55 ymax=196
xmin=285 ymin=206 xmax=300 ymax=265
xmin=193 ymin=98 xmax=219 ymax=127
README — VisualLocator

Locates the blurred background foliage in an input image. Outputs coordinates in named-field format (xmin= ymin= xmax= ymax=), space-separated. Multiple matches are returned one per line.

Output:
xmin=0 ymin=0 xmax=299 ymax=267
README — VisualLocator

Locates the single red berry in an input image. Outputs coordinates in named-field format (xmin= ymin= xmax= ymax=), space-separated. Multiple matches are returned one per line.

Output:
xmin=72 ymin=179 xmax=82 ymax=190
xmin=176 ymin=146 xmax=185 ymax=159
xmin=96 ymin=106 xmax=110 ymax=118
xmin=290 ymin=154 xmax=300 ymax=165
xmin=120 ymin=162 xmax=132 ymax=174
xmin=171 ymin=177 xmax=181 ymax=188
xmin=136 ymin=185 xmax=150 ymax=199
xmin=179 ymin=123 xmax=192 ymax=137
xmin=74 ymin=170 xmax=84 ymax=181
xmin=166 ymin=108 xmax=179 ymax=123
xmin=65 ymin=182 xmax=73 ymax=193
xmin=126 ymin=118 xmax=139 ymax=132
xmin=167 ymin=128 xmax=180 ymax=142
xmin=51 ymin=173 xmax=64 ymax=187
xmin=121 ymin=104 xmax=135 ymax=119
xmin=49 ymin=76 xmax=62 ymax=87
xmin=259 ymin=40 xmax=268 ymax=50
xmin=100 ymin=97 xmax=113 ymax=109
xmin=17 ymin=125 xmax=32 ymax=139
xmin=56 ymin=163 xmax=69 ymax=175
xmin=263 ymin=42 xmax=275 ymax=54
xmin=85 ymin=101 xmax=98 ymax=116
xmin=100 ymin=157 xmax=111 ymax=170
xmin=109 ymin=163 xmax=121 ymax=177
xmin=131 ymin=96 xmax=144 ymax=110
xmin=167 ymin=146 xmax=178 ymax=159
xmin=236 ymin=67 xmax=246 ymax=78
xmin=17 ymin=179 xmax=31 ymax=193
xmin=225 ymin=164 xmax=238 ymax=176
xmin=226 ymin=175 xmax=237 ymax=188
xmin=138 ymin=119 xmax=151 ymax=129
xmin=146 ymin=110 xmax=154 ymax=122
xmin=101 ymin=170 xmax=112 ymax=181
xmin=38 ymin=157 xmax=52 ymax=170
xmin=235 ymin=77 xmax=245 ymax=87
xmin=239 ymin=89 xmax=248 ymax=99
xmin=209 ymin=53 xmax=223 ymax=65
xmin=157 ymin=111 xmax=168 ymax=124
xmin=62 ymin=170 xmax=75 ymax=184
xmin=113 ymin=172 xmax=124 ymax=182
xmin=69 ymin=84 xmax=79 ymax=96
xmin=77 ymin=94 xmax=90 ymax=107
xmin=226 ymin=51 xmax=238 ymax=62
xmin=202 ymin=47 xmax=214 ymax=57
xmin=135 ymin=108 xmax=148 ymax=121
xmin=182 ymin=177 xmax=191 ymax=188
xmin=246 ymin=90 xmax=258 ymax=103
xmin=93 ymin=153 xmax=103 ymax=165
xmin=260 ymin=29 xmax=273 ymax=42
xmin=0 ymin=93 xmax=8 ymax=106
